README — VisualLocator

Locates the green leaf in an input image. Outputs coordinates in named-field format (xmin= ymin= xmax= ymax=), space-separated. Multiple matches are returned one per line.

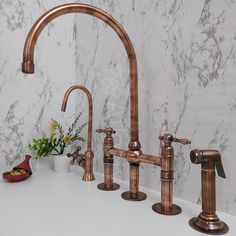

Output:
xmin=28 ymin=112 xmax=87 ymax=158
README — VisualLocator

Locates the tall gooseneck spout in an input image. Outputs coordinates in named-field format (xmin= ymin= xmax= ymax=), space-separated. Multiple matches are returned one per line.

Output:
xmin=22 ymin=3 xmax=194 ymax=205
xmin=61 ymin=85 xmax=93 ymax=152
xmin=22 ymin=3 xmax=140 ymax=149
xmin=62 ymin=84 xmax=95 ymax=182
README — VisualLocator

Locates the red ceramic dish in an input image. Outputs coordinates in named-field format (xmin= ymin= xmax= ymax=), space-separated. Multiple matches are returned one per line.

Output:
xmin=2 ymin=170 xmax=30 ymax=182
xmin=2 ymin=155 xmax=32 ymax=182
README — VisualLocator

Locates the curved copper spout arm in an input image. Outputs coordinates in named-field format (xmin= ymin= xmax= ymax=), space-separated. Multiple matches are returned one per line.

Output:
xmin=62 ymin=85 xmax=92 ymax=152
xmin=22 ymin=3 xmax=140 ymax=149
xmin=62 ymin=84 xmax=95 ymax=181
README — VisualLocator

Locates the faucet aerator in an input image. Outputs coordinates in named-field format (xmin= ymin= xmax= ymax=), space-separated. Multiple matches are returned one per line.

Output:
xmin=22 ymin=62 xmax=34 ymax=74
xmin=61 ymin=106 xmax=66 ymax=112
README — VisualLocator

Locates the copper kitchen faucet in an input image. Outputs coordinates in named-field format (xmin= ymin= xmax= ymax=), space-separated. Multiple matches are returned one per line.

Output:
xmin=22 ymin=2 xmax=140 ymax=188
xmin=21 ymin=3 xmax=191 ymax=214
xmin=61 ymin=85 xmax=95 ymax=182
xmin=97 ymin=130 xmax=190 ymax=215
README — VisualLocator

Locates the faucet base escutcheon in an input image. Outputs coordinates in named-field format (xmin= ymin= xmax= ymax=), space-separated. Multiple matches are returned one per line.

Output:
xmin=97 ymin=183 xmax=120 ymax=191
xmin=121 ymin=191 xmax=147 ymax=201
xmin=152 ymin=203 xmax=182 ymax=215
xmin=189 ymin=215 xmax=229 ymax=235
xmin=82 ymin=172 xmax=95 ymax=182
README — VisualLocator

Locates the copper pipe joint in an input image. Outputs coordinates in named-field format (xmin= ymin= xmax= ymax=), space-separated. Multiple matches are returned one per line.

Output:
xmin=109 ymin=149 xmax=161 ymax=166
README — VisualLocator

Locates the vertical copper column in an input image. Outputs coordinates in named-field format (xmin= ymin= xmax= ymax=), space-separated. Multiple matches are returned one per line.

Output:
xmin=121 ymin=147 xmax=147 ymax=201
xmin=152 ymin=140 xmax=180 ymax=214
xmin=152 ymin=134 xmax=190 ymax=215
xmin=202 ymin=164 xmax=216 ymax=216
xmin=161 ymin=145 xmax=175 ymax=214
xmin=121 ymin=162 xmax=147 ymax=201
xmin=96 ymin=128 xmax=119 ymax=191
xmin=130 ymin=163 xmax=140 ymax=199
xmin=189 ymin=149 xmax=229 ymax=235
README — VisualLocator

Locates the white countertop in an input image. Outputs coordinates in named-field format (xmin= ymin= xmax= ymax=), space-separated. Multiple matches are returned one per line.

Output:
xmin=1 ymin=168 xmax=236 ymax=236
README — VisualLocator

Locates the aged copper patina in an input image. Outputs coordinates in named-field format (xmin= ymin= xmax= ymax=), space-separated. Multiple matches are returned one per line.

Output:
xmin=62 ymin=85 xmax=95 ymax=181
xmin=96 ymin=128 xmax=120 ymax=191
xmin=97 ymin=130 xmax=190 ymax=214
xmin=189 ymin=149 xmax=229 ymax=234
xmin=22 ymin=3 xmax=140 ymax=149
xmin=22 ymin=2 xmax=142 ymax=192
xmin=22 ymin=3 xmax=192 ymax=215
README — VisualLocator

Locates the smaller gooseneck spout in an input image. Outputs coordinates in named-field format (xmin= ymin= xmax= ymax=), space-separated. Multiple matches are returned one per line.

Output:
xmin=61 ymin=84 xmax=95 ymax=181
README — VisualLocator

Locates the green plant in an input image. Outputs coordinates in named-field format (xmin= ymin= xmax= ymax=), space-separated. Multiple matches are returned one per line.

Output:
xmin=29 ymin=112 xmax=87 ymax=159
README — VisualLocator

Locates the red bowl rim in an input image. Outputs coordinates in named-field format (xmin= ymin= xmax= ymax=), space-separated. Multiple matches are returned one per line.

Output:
xmin=2 ymin=170 xmax=30 ymax=182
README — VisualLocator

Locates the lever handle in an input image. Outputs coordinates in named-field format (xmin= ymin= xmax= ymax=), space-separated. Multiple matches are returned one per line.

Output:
xmin=67 ymin=146 xmax=81 ymax=157
xmin=67 ymin=146 xmax=85 ymax=166
xmin=173 ymin=137 xmax=191 ymax=145
xmin=216 ymin=161 xmax=226 ymax=178
xmin=190 ymin=149 xmax=226 ymax=179
xmin=96 ymin=128 xmax=105 ymax=134
xmin=96 ymin=127 xmax=116 ymax=136
xmin=159 ymin=133 xmax=191 ymax=146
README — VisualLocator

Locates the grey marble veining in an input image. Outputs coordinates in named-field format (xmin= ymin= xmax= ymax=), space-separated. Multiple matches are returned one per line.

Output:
xmin=0 ymin=0 xmax=236 ymax=215
xmin=0 ymin=0 xmax=78 ymax=171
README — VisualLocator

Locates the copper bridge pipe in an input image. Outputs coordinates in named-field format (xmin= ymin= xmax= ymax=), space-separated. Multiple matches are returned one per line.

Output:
xmin=109 ymin=148 xmax=162 ymax=166
xmin=21 ymin=3 xmax=140 ymax=149
xmin=109 ymin=148 xmax=162 ymax=201
xmin=100 ymin=133 xmax=190 ymax=207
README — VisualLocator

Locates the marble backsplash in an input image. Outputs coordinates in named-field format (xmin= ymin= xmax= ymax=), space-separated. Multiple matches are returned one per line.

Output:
xmin=0 ymin=0 xmax=236 ymax=215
